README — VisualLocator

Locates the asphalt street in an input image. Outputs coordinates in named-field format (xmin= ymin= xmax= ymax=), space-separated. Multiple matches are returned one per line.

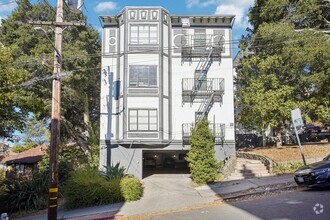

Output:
xmin=147 ymin=189 xmax=330 ymax=220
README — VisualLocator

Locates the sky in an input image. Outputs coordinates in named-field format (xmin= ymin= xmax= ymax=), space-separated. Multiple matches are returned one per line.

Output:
xmin=0 ymin=0 xmax=254 ymax=56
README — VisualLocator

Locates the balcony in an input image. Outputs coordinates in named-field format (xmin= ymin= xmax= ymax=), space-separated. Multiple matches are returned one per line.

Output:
xmin=182 ymin=123 xmax=225 ymax=145
xmin=181 ymin=34 xmax=224 ymax=61
xmin=182 ymin=78 xmax=224 ymax=103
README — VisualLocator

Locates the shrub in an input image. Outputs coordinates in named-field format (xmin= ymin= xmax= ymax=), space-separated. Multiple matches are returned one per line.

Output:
xmin=273 ymin=162 xmax=306 ymax=174
xmin=100 ymin=162 xmax=127 ymax=180
xmin=64 ymin=167 xmax=123 ymax=209
xmin=0 ymin=171 xmax=48 ymax=213
xmin=120 ymin=177 xmax=142 ymax=201
xmin=0 ymin=169 xmax=5 ymax=181
xmin=186 ymin=120 xmax=221 ymax=184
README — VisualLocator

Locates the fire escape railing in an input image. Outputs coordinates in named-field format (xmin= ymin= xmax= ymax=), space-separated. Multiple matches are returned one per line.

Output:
xmin=182 ymin=123 xmax=225 ymax=144
xmin=181 ymin=35 xmax=225 ymax=144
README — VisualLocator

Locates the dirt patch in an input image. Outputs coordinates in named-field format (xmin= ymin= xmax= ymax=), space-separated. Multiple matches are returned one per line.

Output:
xmin=242 ymin=144 xmax=330 ymax=163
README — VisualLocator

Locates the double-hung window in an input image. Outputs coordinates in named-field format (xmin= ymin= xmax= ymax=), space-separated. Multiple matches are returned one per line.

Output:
xmin=130 ymin=25 xmax=158 ymax=44
xmin=129 ymin=65 xmax=157 ymax=87
xmin=129 ymin=109 xmax=158 ymax=131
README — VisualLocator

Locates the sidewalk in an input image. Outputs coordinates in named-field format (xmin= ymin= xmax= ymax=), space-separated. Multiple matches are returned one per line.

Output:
xmin=15 ymin=174 xmax=295 ymax=220
xmin=195 ymin=174 xmax=294 ymax=198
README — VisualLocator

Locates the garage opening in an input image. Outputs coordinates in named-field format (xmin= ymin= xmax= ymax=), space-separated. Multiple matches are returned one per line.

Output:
xmin=142 ymin=150 xmax=190 ymax=178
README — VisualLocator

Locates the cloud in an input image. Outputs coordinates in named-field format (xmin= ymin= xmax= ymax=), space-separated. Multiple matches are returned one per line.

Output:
xmin=0 ymin=1 xmax=17 ymax=13
xmin=94 ymin=1 xmax=117 ymax=13
xmin=215 ymin=4 xmax=249 ymax=28
xmin=186 ymin=0 xmax=199 ymax=8
xmin=185 ymin=0 xmax=254 ymax=29
xmin=186 ymin=0 xmax=253 ymax=8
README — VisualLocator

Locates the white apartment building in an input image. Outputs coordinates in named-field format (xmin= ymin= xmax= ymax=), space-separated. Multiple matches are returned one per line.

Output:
xmin=99 ymin=7 xmax=236 ymax=179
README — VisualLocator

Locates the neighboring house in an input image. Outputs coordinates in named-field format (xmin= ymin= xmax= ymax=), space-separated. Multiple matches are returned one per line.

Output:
xmin=4 ymin=146 xmax=47 ymax=179
xmin=99 ymin=6 xmax=236 ymax=179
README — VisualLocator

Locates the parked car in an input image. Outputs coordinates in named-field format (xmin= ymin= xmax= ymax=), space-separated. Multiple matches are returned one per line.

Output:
xmin=305 ymin=124 xmax=321 ymax=134
xmin=144 ymin=157 xmax=157 ymax=168
xmin=282 ymin=124 xmax=323 ymax=145
xmin=294 ymin=154 xmax=330 ymax=187
xmin=163 ymin=158 xmax=175 ymax=168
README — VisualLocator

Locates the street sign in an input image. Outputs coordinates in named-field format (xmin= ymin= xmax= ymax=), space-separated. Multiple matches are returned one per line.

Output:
xmin=291 ymin=108 xmax=307 ymax=165
xmin=291 ymin=108 xmax=303 ymax=128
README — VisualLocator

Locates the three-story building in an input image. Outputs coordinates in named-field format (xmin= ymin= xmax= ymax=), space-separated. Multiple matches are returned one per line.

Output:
xmin=99 ymin=7 xmax=236 ymax=179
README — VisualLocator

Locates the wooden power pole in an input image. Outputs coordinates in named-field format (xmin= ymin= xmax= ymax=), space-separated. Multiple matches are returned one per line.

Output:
xmin=29 ymin=1 xmax=85 ymax=219
xmin=48 ymin=0 xmax=63 ymax=219
xmin=28 ymin=1 xmax=85 ymax=217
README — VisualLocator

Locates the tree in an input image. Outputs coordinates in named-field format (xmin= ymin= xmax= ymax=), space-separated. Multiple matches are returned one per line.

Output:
xmin=0 ymin=0 xmax=101 ymax=164
xmin=186 ymin=120 xmax=221 ymax=184
xmin=11 ymin=142 xmax=37 ymax=153
xmin=0 ymin=44 xmax=42 ymax=138
xmin=236 ymin=0 xmax=330 ymax=145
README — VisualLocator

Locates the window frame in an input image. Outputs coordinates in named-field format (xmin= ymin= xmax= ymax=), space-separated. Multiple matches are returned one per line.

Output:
xmin=129 ymin=109 xmax=158 ymax=132
xmin=129 ymin=65 xmax=158 ymax=88
xmin=130 ymin=24 xmax=158 ymax=45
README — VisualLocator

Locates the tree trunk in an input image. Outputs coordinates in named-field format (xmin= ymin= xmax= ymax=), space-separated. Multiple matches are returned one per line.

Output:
xmin=275 ymin=124 xmax=284 ymax=148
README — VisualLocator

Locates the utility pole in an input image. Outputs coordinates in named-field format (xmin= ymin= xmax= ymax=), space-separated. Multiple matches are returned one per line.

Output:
xmin=30 ymin=2 xmax=85 ymax=218
xmin=48 ymin=0 xmax=63 ymax=219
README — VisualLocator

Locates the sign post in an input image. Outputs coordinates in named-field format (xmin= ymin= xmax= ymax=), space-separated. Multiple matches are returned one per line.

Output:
xmin=291 ymin=108 xmax=307 ymax=166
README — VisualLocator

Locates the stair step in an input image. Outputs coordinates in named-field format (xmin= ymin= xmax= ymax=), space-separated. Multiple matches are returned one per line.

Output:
xmin=235 ymin=164 xmax=267 ymax=168
xmin=236 ymin=160 xmax=264 ymax=164
xmin=234 ymin=170 xmax=269 ymax=175
xmin=226 ymin=158 xmax=271 ymax=180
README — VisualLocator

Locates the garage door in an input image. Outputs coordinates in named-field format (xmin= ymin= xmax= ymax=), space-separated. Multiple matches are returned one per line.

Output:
xmin=143 ymin=150 xmax=189 ymax=178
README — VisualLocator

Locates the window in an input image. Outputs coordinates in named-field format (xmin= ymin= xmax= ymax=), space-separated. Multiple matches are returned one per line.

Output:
xmin=129 ymin=109 xmax=158 ymax=131
xmin=130 ymin=25 xmax=158 ymax=44
xmin=129 ymin=65 xmax=157 ymax=87
xmin=14 ymin=164 xmax=24 ymax=174
xmin=194 ymin=29 xmax=206 ymax=51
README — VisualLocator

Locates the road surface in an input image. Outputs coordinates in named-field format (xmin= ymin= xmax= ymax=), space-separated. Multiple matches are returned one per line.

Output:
xmin=147 ymin=189 xmax=330 ymax=220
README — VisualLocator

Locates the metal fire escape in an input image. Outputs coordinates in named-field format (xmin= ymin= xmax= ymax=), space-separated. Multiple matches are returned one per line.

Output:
xmin=181 ymin=34 xmax=225 ymax=144
xmin=191 ymin=41 xmax=215 ymax=123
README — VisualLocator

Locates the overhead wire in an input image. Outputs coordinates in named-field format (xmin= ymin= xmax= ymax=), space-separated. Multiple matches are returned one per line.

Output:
xmin=0 ymin=32 xmax=312 ymax=69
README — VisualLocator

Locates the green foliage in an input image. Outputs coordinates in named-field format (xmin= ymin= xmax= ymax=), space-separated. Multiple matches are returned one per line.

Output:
xmin=0 ymin=44 xmax=42 ymax=138
xmin=100 ymin=163 xmax=127 ymax=180
xmin=11 ymin=142 xmax=37 ymax=153
xmin=273 ymin=162 xmax=306 ymax=174
xmin=38 ymin=145 xmax=88 ymax=189
xmin=120 ymin=176 xmax=143 ymax=202
xmin=0 ymin=171 xmax=48 ymax=213
xmin=237 ymin=0 xmax=330 ymax=136
xmin=16 ymin=115 xmax=50 ymax=146
xmin=64 ymin=167 xmax=124 ymax=209
xmin=249 ymin=0 xmax=329 ymax=32
xmin=0 ymin=170 xmax=5 ymax=182
xmin=186 ymin=120 xmax=221 ymax=184
xmin=0 ymin=0 xmax=101 ymax=164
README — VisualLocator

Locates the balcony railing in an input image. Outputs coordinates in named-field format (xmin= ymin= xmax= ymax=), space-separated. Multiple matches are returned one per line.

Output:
xmin=182 ymin=78 xmax=224 ymax=103
xmin=182 ymin=123 xmax=225 ymax=144
xmin=181 ymin=34 xmax=224 ymax=60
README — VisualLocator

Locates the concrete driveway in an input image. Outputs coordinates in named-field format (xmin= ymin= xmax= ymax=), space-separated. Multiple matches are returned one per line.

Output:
xmin=118 ymin=173 xmax=218 ymax=217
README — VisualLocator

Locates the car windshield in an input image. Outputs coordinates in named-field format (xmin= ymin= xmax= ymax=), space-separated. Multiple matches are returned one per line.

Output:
xmin=323 ymin=155 xmax=330 ymax=161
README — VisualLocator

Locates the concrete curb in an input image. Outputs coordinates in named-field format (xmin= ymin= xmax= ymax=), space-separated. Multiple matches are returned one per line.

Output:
xmin=64 ymin=211 xmax=123 ymax=220
xmin=219 ymin=184 xmax=298 ymax=201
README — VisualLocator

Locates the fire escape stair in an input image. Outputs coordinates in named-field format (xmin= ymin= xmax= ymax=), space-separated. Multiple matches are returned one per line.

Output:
xmin=191 ymin=41 xmax=215 ymax=123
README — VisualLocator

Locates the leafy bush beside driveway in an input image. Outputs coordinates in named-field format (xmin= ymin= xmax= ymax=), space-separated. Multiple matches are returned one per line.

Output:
xmin=64 ymin=166 xmax=143 ymax=209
